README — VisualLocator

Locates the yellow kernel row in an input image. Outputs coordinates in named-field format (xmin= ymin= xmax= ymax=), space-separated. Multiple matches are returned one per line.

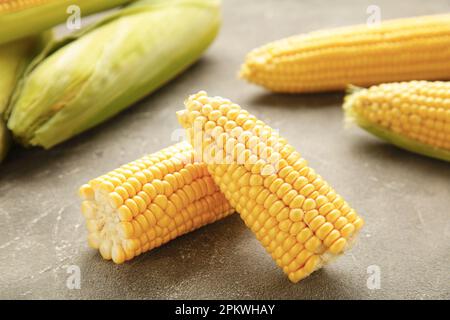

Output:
xmin=348 ymin=81 xmax=450 ymax=152
xmin=178 ymin=91 xmax=364 ymax=282
xmin=240 ymin=15 xmax=450 ymax=93
xmin=79 ymin=142 xmax=234 ymax=264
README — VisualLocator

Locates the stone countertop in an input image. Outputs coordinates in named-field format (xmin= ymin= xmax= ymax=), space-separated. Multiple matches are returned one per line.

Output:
xmin=1 ymin=0 xmax=449 ymax=299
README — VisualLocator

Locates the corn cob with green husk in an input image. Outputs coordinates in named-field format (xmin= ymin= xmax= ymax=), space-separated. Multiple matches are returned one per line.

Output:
xmin=240 ymin=14 xmax=450 ymax=93
xmin=7 ymin=0 xmax=221 ymax=149
xmin=344 ymin=81 xmax=450 ymax=162
xmin=0 ymin=38 xmax=37 ymax=161
xmin=0 ymin=0 xmax=134 ymax=45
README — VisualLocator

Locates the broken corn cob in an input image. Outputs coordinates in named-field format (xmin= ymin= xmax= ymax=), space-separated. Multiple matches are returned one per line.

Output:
xmin=344 ymin=81 xmax=450 ymax=162
xmin=0 ymin=0 xmax=133 ymax=45
xmin=240 ymin=14 xmax=450 ymax=93
xmin=7 ymin=0 xmax=221 ymax=149
xmin=79 ymin=142 xmax=233 ymax=264
xmin=0 ymin=38 xmax=37 ymax=161
xmin=177 ymin=91 xmax=364 ymax=282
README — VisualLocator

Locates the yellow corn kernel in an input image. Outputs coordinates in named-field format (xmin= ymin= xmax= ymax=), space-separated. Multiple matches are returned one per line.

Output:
xmin=79 ymin=142 xmax=233 ymax=264
xmin=178 ymin=91 xmax=364 ymax=283
xmin=344 ymin=81 xmax=450 ymax=162
xmin=241 ymin=14 xmax=450 ymax=93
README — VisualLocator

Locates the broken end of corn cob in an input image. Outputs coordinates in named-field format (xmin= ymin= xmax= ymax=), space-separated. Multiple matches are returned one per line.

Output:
xmin=344 ymin=83 xmax=450 ymax=162
xmin=79 ymin=142 xmax=233 ymax=264
xmin=176 ymin=110 xmax=189 ymax=129
xmin=285 ymin=227 xmax=364 ymax=283
xmin=179 ymin=91 xmax=364 ymax=283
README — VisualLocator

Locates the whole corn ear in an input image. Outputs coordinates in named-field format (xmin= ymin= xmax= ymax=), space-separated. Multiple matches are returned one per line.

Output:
xmin=79 ymin=142 xmax=233 ymax=264
xmin=0 ymin=38 xmax=36 ymax=161
xmin=344 ymin=81 xmax=450 ymax=162
xmin=177 ymin=91 xmax=364 ymax=283
xmin=7 ymin=0 xmax=221 ymax=149
xmin=0 ymin=0 xmax=133 ymax=45
xmin=240 ymin=14 xmax=450 ymax=93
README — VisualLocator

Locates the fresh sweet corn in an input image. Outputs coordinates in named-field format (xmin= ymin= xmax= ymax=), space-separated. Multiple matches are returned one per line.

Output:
xmin=344 ymin=81 xmax=450 ymax=162
xmin=177 ymin=91 xmax=364 ymax=282
xmin=240 ymin=14 xmax=450 ymax=93
xmin=79 ymin=142 xmax=233 ymax=264
xmin=7 ymin=0 xmax=221 ymax=149
xmin=0 ymin=0 xmax=133 ymax=45
xmin=0 ymin=38 xmax=37 ymax=161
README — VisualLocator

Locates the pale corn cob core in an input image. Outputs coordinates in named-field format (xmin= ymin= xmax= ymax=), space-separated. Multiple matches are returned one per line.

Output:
xmin=344 ymin=81 xmax=450 ymax=161
xmin=178 ymin=91 xmax=364 ymax=282
xmin=240 ymin=14 xmax=450 ymax=93
xmin=79 ymin=142 xmax=233 ymax=264
xmin=0 ymin=0 xmax=56 ymax=13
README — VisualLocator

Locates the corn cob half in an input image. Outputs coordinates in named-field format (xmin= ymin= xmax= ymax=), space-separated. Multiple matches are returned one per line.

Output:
xmin=0 ymin=0 xmax=133 ymax=45
xmin=240 ymin=14 xmax=450 ymax=93
xmin=7 ymin=0 xmax=221 ymax=149
xmin=177 ymin=92 xmax=364 ymax=282
xmin=344 ymin=81 xmax=450 ymax=162
xmin=79 ymin=142 xmax=233 ymax=264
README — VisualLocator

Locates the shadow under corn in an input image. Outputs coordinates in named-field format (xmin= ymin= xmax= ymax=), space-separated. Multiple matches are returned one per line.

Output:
xmin=348 ymin=136 xmax=450 ymax=178
xmin=73 ymin=213 xmax=370 ymax=299
xmin=246 ymin=91 xmax=344 ymax=110
xmin=74 ymin=215 xmax=248 ymax=299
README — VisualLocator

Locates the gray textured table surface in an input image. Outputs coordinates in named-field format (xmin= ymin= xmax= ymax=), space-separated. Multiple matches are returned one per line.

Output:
xmin=1 ymin=0 xmax=449 ymax=300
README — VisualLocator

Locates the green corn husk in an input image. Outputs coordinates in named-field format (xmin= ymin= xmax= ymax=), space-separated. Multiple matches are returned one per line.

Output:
xmin=7 ymin=0 xmax=221 ymax=149
xmin=0 ymin=38 xmax=38 ymax=161
xmin=0 ymin=121 xmax=8 ymax=161
xmin=344 ymin=85 xmax=450 ymax=162
xmin=0 ymin=0 xmax=133 ymax=45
